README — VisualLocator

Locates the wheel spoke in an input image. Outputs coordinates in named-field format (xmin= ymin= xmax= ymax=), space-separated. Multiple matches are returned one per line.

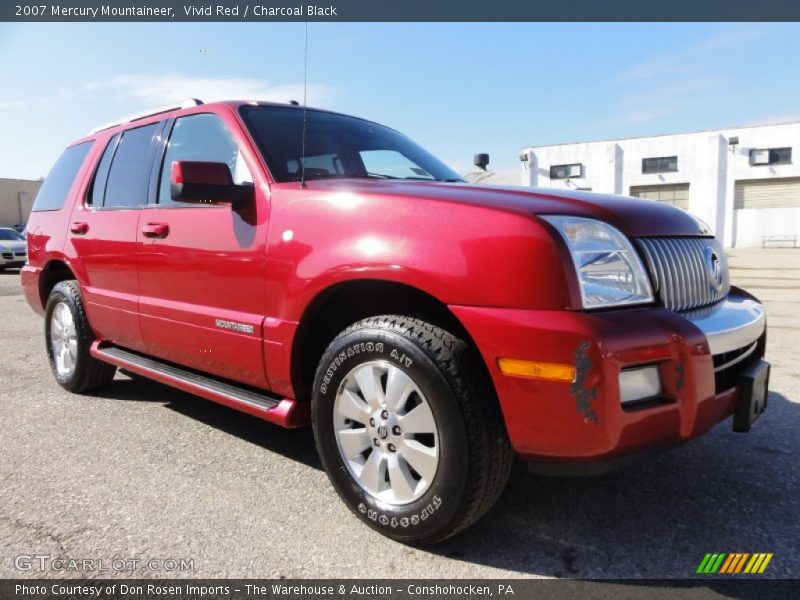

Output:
xmin=337 ymin=389 xmax=371 ymax=424
xmin=384 ymin=368 xmax=413 ymax=412
xmin=337 ymin=428 xmax=371 ymax=458
xmin=49 ymin=301 xmax=79 ymax=377
xmin=400 ymin=440 xmax=438 ymax=482
xmin=358 ymin=450 xmax=386 ymax=494
xmin=334 ymin=359 xmax=440 ymax=506
xmin=399 ymin=402 xmax=436 ymax=434
xmin=354 ymin=364 xmax=384 ymax=409
xmin=58 ymin=304 xmax=70 ymax=326
xmin=387 ymin=453 xmax=417 ymax=503
xmin=62 ymin=347 xmax=75 ymax=372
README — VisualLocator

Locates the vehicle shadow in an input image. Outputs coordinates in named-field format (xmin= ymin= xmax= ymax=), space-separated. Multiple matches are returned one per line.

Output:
xmin=91 ymin=373 xmax=798 ymax=578
xmin=427 ymin=391 xmax=799 ymax=579
xmin=91 ymin=372 xmax=322 ymax=470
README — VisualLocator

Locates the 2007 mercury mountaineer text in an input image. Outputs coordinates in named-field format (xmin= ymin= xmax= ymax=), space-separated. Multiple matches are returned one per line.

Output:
xmin=22 ymin=99 xmax=769 ymax=543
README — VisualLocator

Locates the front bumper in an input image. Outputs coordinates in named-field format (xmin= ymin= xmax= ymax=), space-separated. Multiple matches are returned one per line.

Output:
xmin=0 ymin=250 xmax=26 ymax=268
xmin=451 ymin=287 xmax=766 ymax=463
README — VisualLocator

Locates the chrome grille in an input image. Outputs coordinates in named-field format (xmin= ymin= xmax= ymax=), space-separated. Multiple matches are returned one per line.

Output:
xmin=636 ymin=237 xmax=730 ymax=312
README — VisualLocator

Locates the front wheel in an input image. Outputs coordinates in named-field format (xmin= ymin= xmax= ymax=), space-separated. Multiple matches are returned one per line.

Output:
xmin=312 ymin=315 xmax=513 ymax=544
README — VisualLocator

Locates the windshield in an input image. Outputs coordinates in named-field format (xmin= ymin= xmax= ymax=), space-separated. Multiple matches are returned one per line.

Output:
xmin=0 ymin=229 xmax=24 ymax=241
xmin=240 ymin=106 xmax=463 ymax=183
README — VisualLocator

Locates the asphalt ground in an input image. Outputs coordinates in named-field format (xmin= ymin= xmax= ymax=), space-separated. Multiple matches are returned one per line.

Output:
xmin=0 ymin=248 xmax=798 ymax=580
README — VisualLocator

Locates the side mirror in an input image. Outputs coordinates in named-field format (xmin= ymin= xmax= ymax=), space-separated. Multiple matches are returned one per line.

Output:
xmin=170 ymin=161 xmax=253 ymax=205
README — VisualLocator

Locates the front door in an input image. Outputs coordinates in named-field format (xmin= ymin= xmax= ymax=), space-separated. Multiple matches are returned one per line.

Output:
xmin=136 ymin=112 xmax=270 ymax=388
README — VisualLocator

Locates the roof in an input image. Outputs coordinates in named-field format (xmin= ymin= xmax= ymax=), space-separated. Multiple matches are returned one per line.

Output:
xmin=524 ymin=119 xmax=800 ymax=151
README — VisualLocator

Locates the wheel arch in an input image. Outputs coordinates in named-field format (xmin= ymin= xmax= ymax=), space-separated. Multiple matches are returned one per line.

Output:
xmin=290 ymin=279 xmax=488 ymax=402
xmin=39 ymin=259 xmax=78 ymax=308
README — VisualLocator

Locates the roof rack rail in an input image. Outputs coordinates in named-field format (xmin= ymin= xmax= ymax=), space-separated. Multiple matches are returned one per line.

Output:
xmin=88 ymin=98 xmax=204 ymax=134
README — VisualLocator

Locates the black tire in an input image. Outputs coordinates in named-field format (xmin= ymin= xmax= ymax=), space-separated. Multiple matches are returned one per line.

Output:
xmin=312 ymin=315 xmax=513 ymax=544
xmin=45 ymin=280 xmax=116 ymax=393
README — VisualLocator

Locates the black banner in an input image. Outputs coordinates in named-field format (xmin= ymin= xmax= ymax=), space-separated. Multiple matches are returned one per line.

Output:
xmin=2 ymin=579 xmax=798 ymax=600
xmin=3 ymin=0 xmax=800 ymax=22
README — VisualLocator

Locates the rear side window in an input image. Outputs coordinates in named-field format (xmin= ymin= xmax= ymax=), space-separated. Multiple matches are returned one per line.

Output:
xmin=31 ymin=141 xmax=93 ymax=212
xmin=102 ymin=123 xmax=160 ymax=208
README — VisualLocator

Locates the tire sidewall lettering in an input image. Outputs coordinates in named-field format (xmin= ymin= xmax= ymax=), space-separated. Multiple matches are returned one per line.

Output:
xmin=313 ymin=328 xmax=468 ymax=539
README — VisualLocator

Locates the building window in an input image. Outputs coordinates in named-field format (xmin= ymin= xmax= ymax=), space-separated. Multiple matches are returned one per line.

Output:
xmin=750 ymin=147 xmax=792 ymax=166
xmin=642 ymin=156 xmax=678 ymax=174
xmin=550 ymin=163 xmax=583 ymax=179
xmin=630 ymin=183 xmax=689 ymax=209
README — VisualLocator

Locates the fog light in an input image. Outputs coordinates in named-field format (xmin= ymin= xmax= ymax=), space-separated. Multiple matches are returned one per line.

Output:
xmin=619 ymin=365 xmax=662 ymax=404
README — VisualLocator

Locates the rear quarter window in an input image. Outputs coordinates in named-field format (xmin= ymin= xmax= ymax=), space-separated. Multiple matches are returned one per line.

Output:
xmin=31 ymin=141 xmax=94 ymax=212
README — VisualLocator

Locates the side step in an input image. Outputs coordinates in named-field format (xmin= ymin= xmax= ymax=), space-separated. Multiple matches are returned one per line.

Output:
xmin=91 ymin=342 xmax=309 ymax=428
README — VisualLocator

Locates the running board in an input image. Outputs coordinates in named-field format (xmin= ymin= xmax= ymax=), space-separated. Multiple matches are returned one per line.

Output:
xmin=90 ymin=342 xmax=309 ymax=428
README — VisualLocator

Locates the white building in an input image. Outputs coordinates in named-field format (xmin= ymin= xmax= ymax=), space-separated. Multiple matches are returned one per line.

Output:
xmin=0 ymin=178 xmax=42 ymax=229
xmin=519 ymin=121 xmax=800 ymax=248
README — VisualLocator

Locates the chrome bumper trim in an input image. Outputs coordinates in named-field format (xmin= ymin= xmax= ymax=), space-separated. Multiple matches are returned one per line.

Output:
xmin=683 ymin=296 xmax=766 ymax=355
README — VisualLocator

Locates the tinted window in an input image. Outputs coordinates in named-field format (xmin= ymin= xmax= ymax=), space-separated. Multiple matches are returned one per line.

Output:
xmin=240 ymin=106 xmax=462 ymax=183
xmin=87 ymin=133 xmax=121 ymax=207
xmin=642 ymin=156 xmax=678 ymax=174
xmin=550 ymin=163 xmax=583 ymax=180
xmin=31 ymin=141 xmax=93 ymax=212
xmin=104 ymin=123 xmax=159 ymax=208
xmin=770 ymin=147 xmax=792 ymax=164
xmin=360 ymin=150 xmax=435 ymax=180
xmin=158 ymin=114 xmax=251 ymax=206
xmin=0 ymin=229 xmax=24 ymax=241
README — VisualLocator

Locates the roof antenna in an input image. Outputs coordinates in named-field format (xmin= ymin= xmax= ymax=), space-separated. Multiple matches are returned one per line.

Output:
xmin=300 ymin=20 xmax=309 ymax=189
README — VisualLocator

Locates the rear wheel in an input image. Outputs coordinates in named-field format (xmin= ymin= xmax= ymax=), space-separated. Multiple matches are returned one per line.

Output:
xmin=312 ymin=315 xmax=513 ymax=544
xmin=45 ymin=280 xmax=116 ymax=393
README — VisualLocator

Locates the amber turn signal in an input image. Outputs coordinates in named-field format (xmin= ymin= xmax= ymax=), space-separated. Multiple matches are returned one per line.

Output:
xmin=497 ymin=358 xmax=576 ymax=382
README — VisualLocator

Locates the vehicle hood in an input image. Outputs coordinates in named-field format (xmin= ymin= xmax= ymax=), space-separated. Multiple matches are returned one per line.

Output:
xmin=303 ymin=179 xmax=712 ymax=237
xmin=0 ymin=240 xmax=26 ymax=252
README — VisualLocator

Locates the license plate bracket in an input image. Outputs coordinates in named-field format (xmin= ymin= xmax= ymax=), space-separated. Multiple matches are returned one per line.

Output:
xmin=733 ymin=360 xmax=770 ymax=433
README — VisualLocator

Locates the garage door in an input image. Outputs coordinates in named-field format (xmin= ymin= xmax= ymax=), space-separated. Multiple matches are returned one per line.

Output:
xmin=734 ymin=177 xmax=800 ymax=209
xmin=630 ymin=184 xmax=690 ymax=209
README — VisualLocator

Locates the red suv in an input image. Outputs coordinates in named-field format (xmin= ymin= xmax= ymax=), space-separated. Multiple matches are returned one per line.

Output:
xmin=22 ymin=99 xmax=769 ymax=544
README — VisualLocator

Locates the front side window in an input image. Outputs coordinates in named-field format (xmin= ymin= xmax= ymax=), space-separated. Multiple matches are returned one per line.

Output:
xmin=103 ymin=123 xmax=160 ymax=208
xmin=239 ymin=106 xmax=462 ymax=183
xmin=642 ymin=156 xmax=678 ymax=174
xmin=31 ymin=141 xmax=93 ymax=212
xmin=158 ymin=113 xmax=252 ymax=206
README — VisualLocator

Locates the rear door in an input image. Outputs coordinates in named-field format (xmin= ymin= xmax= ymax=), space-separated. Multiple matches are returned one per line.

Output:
xmin=68 ymin=122 xmax=163 ymax=352
xmin=136 ymin=111 xmax=271 ymax=388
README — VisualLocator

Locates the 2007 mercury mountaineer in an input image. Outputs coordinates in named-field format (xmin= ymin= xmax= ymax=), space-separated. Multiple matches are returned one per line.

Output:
xmin=22 ymin=99 xmax=769 ymax=543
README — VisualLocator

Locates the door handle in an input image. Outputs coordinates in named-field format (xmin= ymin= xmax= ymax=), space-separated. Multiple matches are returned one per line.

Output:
xmin=70 ymin=222 xmax=89 ymax=235
xmin=141 ymin=223 xmax=170 ymax=239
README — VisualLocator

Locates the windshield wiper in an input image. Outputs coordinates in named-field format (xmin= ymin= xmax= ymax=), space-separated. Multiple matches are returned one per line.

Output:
xmin=364 ymin=173 xmax=400 ymax=179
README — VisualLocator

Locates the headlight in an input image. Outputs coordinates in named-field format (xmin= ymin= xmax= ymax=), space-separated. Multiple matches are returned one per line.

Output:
xmin=542 ymin=215 xmax=654 ymax=309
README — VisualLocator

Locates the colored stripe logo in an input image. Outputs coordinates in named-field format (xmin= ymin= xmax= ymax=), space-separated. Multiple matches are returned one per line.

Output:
xmin=696 ymin=553 xmax=773 ymax=574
